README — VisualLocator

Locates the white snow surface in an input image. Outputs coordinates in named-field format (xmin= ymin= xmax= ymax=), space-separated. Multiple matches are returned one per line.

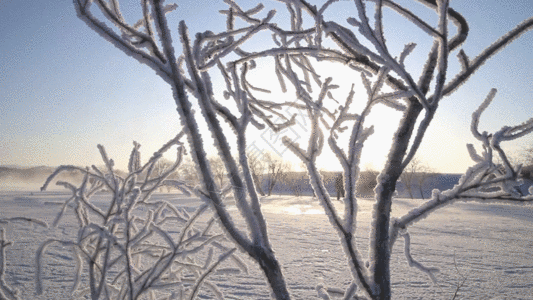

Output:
xmin=1 ymin=191 xmax=532 ymax=299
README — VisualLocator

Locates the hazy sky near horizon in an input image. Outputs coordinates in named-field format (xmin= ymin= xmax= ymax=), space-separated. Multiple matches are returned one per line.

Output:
xmin=1 ymin=0 xmax=532 ymax=174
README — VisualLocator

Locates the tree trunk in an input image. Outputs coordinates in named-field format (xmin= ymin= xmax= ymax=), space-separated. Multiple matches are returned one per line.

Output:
xmin=371 ymin=101 xmax=422 ymax=299
xmin=267 ymin=180 xmax=274 ymax=196
xmin=418 ymin=185 xmax=425 ymax=200
xmin=406 ymin=184 xmax=414 ymax=199
xmin=253 ymin=246 xmax=291 ymax=300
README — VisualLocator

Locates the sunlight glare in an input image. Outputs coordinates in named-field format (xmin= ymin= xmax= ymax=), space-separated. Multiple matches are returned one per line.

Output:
xmin=283 ymin=205 xmax=324 ymax=215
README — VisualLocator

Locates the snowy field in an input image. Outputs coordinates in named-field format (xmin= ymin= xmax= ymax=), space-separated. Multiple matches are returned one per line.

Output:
xmin=1 ymin=190 xmax=532 ymax=299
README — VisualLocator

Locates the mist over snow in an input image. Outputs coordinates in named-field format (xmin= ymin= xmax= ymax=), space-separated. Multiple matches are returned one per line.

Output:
xmin=0 ymin=166 xmax=82 ymax=191
xmin=0 ymin=166 xmax=129 ymax=191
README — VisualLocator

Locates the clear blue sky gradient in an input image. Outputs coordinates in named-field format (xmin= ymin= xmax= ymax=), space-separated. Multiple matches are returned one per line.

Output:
xmin=1 ymin=0 xmax=532 ymax=173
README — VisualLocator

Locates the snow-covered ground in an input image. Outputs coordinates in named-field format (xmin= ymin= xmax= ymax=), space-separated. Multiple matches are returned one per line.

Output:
xmin=1 ymin=190 xmax=532 ymax=299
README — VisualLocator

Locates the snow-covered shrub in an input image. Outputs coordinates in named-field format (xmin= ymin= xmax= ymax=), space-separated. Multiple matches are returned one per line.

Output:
xmin=38 ymin=132 xmax=245 ymax=299
xmin=71 ymin=0 xmax=533 ymax=299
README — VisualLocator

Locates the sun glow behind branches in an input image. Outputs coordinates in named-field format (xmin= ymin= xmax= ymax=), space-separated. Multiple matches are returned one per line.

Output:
xmin=168 ymin=0 xmax=530 ymax=174
xmin=201 ymin=0 xmax=480 ymax=174
xmin=228 ymin=55 xmax=405 ymax=172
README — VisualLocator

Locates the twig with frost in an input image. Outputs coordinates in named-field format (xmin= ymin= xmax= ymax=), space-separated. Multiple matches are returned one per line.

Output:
xmin=389 ymin=89 xmax=533 ymax=283
xmin=400 ymin=229 xmax=438 ymax=283
xmin=37 ymin=133 xmax=243 ymax=299
xmin=0 ymin=217 xmax=48 ymax=228
xmin=0 ymin=218 xmax=47 ymax=299
xmin=450 ymin=252 xmax=468 ymax=300
xmin=0 ymin=229 xmax=19 ymax=300
xmin=188 ymin=248 xmax=236 ymax=300
xmin=281 ymin=65 xmax=380 ymax=298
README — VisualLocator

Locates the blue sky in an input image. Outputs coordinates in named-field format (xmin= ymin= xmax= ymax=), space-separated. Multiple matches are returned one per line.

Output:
xmin=1 ymin=0 xmax=532 ymax=173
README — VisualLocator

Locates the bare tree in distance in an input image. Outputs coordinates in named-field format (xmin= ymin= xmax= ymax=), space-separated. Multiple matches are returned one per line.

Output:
xmin=285 ymin=167 xmax=307 ymax=198
xmin=416 ymin=171 xmax=436 ymax=200
xmin=154 ymin=157 xmax=178 ymax=192
xmin=400 ymin=157 xmax=419 ymax=199
xmin=178 ymin=156 xmax=200 ymax=185
xmin=71 ymin=0 xmax=533 ymax=299
xmin=400 ymin=156 xmax=436 ymax=199
xmin=356 ymin=164 xmax=379 ymax=197
xmin=264 ymin=152 xmax=291 ymax=196
xmin=209 ymin=155 xmax=227 ymax=187
xmin=335 ymin=173 xmax=344 ymax=200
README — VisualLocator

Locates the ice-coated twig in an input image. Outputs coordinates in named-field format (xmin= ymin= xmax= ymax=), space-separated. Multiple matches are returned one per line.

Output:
xmin=0 ymin=217 xmax=47 ymax=228
xmin=35 ymin=133 xmax=241 ymax=299
xmin=352 ymin=0 xmax=430 ymax=109
xmin=316 ymin=282 xmax=331 ymax=300
xmin=128 ymin=141 xmax=141 ymax=173
xmin=367 ymin=0 xmax=442 ymax=38
xmin=35 ymin=239 xmax=79 ymax=295
xmin=282 ymin=73 xmax=375 ymax=298
xmin=188 ymin=248 xmax=236 ymax=300
xmin=401 ymin=230 xmax=439 ymax=283
xmin=432 ymin=0 xmax=450 ymax=104
xmin=74 ymin=0 xmax=173 ymax=80
xmin=198 ymin=11 xmax=276 ymax=70
xmin=0 ymin=229 xmax=19 ymax=300
xmin=178 ymin=20 xmax=261 ymax=249
xmin=40 ymin=165 xmax=99 ymax=191
xmin=343 ymin=282 xmax=358 ymax=300
xmin=444 ymin=16 xmax=533 ymax=96
xmin=392 ymin=89 xmax=533 ymax=255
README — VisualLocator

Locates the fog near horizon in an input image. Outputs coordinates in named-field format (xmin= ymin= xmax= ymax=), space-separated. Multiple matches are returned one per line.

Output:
xmin=0 ymin=166 xmax=84 ymax=191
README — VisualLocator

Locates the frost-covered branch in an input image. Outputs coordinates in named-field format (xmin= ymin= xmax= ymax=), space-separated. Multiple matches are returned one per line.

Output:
xmin=391 ymin=88 xmax=533 ymax=256
xmin=73 ymin=0 xmax=174 ymax=83
xmin=179 ymin=20 xmax=264 ymax=246
xmin=0 ymin=229 xmax=19 ymax=300
xmin=400 ymin=229 xmax=438 ymax=283
xmin=444 ymin=17 xmax=533 ymax=96
xmin=281 ymin=64 xmax=381 ymax=298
